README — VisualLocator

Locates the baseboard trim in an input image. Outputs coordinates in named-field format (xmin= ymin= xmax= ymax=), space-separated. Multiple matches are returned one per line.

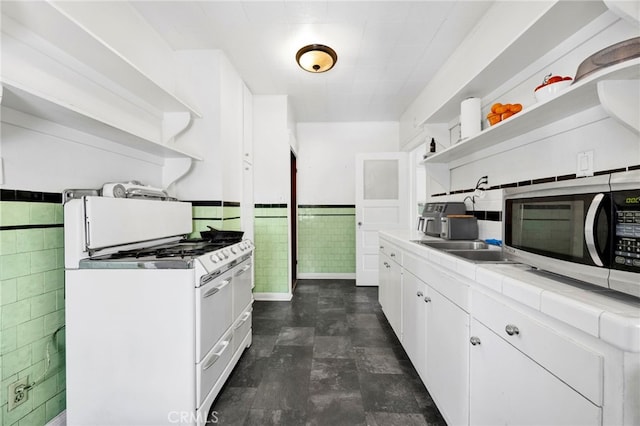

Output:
xmin=297 ymin=273 xmax=356 ymax=279
xmin=46 ymin=410 xmax=66 ymax=426
xmin=253 ymin=292 xmax=292 ymax=301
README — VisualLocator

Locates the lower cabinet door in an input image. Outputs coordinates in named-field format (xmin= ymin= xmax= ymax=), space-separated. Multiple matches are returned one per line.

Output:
xmin=425 ymin=287 xmax=469 ymax=426
xmin=401 ymin=270 xmax=427 ymax=379
xmin=469 ymin=318 xmax=602 ymax=426
xmin=378 ymin=252 xmax=389 ymax=309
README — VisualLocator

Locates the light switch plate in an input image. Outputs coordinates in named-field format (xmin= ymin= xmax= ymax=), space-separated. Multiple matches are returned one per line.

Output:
xmin=576 ymin=150 xmax=594 ymax=177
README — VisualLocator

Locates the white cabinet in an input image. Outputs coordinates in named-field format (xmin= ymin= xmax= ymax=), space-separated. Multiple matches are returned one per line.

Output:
xmin=469 ymin=289 xmax=604 ymax=426
xmin=425 ymin=286 xmax=469 ymax=426
xmin=469 ymin=318 xmax=601 ymax=426
xmin=402 ymin=254 xmax=470 ymax=426
xmin=402 ymin=270 xmax=428 ymax=379
xmin=378 ymin=244 xmax=402 ymax=338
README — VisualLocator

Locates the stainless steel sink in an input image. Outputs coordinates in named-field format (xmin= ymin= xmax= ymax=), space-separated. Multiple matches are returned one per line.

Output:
xmin=413 ymin=240 xmax=489 ymax=250
xmin=445 ymin=249 xmax=514 ymax=263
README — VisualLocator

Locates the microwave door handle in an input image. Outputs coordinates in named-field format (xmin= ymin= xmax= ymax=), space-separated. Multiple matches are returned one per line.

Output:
xmin=584 ymin=193 xmax=605 ymax=267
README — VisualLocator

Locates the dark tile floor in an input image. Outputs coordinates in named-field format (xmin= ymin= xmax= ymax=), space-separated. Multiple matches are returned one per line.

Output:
xmin=209 ymin=279 xmax=447 ymax=426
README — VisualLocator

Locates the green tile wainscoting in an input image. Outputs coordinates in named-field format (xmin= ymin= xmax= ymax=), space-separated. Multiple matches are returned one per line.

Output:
xmin=253 ymin=205 xmax=290 ymax=300
xmin=0 ymin=196 xmax=66 ymax=426
xmin=297 ymin=205 xmax=356 ymax=278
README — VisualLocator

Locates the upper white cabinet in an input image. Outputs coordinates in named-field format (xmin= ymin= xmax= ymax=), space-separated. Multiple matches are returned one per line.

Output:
xmin=0 ymin=1 xmax=202 ymax=160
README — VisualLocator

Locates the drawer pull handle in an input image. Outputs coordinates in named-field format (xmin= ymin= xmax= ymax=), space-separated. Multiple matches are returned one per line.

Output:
xmin=390 ymin=253 xmax=396 ymax=257
xmin=416 ymin=291 xmax=423 ymax=297
xmin=424 ymin=296 xmax=431 ymax=303
xmin=470 ymin=336 xmax=481 ymax=346
xmin=204 ymin=279 xmax=231 ymax=298
xmin=203 ymin=340 xmax=230 ymax=370
xmin=505 ymin=324 xmax=520 ymax=336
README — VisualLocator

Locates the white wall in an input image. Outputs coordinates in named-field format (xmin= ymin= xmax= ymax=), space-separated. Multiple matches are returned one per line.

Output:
xmin=296 ymin=122 xmax=399 ymax=205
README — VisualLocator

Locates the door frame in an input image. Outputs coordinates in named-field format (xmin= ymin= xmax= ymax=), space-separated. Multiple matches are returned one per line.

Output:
xmin=355 ymin=152 xmax=409 ymax=286
xmin=290 ymin=149 xmax=298 ymax=291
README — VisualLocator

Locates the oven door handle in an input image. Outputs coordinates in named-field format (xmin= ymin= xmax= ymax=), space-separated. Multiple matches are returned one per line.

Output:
xmin=203 ymin=339 xmax=230 ymax=371
xmin=235 ymin=264 xmax=252 ymax=276
xmin=585 ymin=193 xmax=605 ymax=267
xmin=234 ymin=310 xmax=252 ymax=329
xmin=200 ymin=270 xmax=221 ymax=286
xmin=203 ymin=278 xmax=232 ymax=298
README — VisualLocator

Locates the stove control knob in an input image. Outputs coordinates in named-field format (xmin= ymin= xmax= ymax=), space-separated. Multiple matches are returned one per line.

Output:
xmin=223 ymin=249 xmax=230 ymax=258
xmin=209 ymin=255 xmax=219 ymax=263
xmin=217 ymin=253 xmax=225 ymax=261
xmin=231 ymin=247 xmax=238 ymax=254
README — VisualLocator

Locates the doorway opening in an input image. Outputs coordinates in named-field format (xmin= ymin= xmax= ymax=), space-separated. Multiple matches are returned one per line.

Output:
xmin=290 ymin=150 xmax=298 ymax=292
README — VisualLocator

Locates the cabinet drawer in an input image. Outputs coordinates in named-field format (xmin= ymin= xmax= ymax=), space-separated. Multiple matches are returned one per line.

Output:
xmin=472 ymin=289 xmax=603 ymax=406
xmin=404 ymin=251 xmax=469 ymax=311
xmin=233 ymin=307 xmax=252 ymax=354
xmin=379 ymin=239 xmax=403 ymax=265
xmin=197 ymin=330 xmax=233 ymax=407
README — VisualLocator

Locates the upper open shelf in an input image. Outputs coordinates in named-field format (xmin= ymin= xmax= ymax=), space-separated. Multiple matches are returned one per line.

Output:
xmin=0 ymin=2 xmax=202 ymax=160
xmin=422 ymin=58 xmax=640 ymax=166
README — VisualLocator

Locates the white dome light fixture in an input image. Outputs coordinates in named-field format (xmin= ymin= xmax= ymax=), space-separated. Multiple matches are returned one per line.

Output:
xmin=296 ymin=44 xmax=338 ymax=73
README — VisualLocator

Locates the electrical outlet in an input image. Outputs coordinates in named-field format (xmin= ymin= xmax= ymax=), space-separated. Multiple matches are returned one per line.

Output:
xmin=576 ymin=150 xmax=594 ymax=177
xmin=8 ymin=376 xmax=29 ymax=411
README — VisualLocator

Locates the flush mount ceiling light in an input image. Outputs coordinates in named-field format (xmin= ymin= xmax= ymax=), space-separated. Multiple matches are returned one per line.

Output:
xmin=296 ymin=44 xmax=338 ymax=73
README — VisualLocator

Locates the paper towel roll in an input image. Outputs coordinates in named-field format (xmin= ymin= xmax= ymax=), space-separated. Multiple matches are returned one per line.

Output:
xmin=460 ymin=97 xmax=482 ymax=140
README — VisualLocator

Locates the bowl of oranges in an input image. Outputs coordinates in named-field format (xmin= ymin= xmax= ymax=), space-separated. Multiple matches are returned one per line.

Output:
xmin=487 ymin=103 xmax=523 ymax=126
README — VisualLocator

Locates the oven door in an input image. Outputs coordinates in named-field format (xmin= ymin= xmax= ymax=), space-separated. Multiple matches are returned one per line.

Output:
xmin=503 ymin=176 xmax=612 ymax=287
xmin=232 ymin=256 xmax=253 ymax=317
xmin=195 ymin=268 xmax=234 ymax=361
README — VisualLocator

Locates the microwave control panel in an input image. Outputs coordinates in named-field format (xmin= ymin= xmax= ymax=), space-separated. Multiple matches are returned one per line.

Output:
xmin=614 ymin=210 xmax=640 ymax=269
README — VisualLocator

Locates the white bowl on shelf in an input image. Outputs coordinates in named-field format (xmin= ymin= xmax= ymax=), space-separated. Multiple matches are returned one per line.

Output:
xmin=534 ymin=80 xmax=572 ymax=103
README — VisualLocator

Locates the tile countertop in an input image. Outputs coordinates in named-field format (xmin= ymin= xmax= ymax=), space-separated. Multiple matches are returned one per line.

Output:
xmin=380 ymin=229 xmax=640 ymax=354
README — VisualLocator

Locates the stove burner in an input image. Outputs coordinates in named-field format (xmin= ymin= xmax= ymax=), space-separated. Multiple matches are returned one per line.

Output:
xmin=104 ymin=240 xmax=233 ymax=260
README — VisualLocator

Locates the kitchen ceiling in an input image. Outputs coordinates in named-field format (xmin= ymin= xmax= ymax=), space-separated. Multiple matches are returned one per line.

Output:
xmin=131 ymin=1 xmax=494 ymax=123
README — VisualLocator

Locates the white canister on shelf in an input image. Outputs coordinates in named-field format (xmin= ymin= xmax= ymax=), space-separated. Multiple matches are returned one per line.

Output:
xmin=460 ymin=97 xmax=482 ymax=140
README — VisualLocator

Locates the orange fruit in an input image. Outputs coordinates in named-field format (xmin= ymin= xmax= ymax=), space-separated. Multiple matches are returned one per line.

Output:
xmin=509 ymin=103 xmax=523 ymax=113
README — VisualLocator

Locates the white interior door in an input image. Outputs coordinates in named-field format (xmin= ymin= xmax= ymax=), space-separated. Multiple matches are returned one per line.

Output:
xmin=355 ymin=152 xmax=408 ymax=286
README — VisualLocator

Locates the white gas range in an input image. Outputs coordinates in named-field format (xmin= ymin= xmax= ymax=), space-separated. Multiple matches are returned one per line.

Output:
xmin=64 ymin=194 xmax=254 ymax=426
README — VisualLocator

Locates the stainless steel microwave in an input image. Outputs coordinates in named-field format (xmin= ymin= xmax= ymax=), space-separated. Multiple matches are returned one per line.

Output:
xmin=503 ymin=170 xmax=640 ymax=298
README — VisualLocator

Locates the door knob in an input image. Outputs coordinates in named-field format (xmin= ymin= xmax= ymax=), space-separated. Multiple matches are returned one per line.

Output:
xmin=470 ymin=336 xmax=481 ymax=346
xmin=358 ymin=222 xmax=362 ymax=226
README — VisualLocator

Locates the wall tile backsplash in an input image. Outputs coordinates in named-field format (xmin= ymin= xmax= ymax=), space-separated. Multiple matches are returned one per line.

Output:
xmin=298 ymin=206 xmax=355 ymax=274
xmin=0 ymin=197 xmax=66 ymax=426
xmin=253 ymin=205 xmax=289 ymax=294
